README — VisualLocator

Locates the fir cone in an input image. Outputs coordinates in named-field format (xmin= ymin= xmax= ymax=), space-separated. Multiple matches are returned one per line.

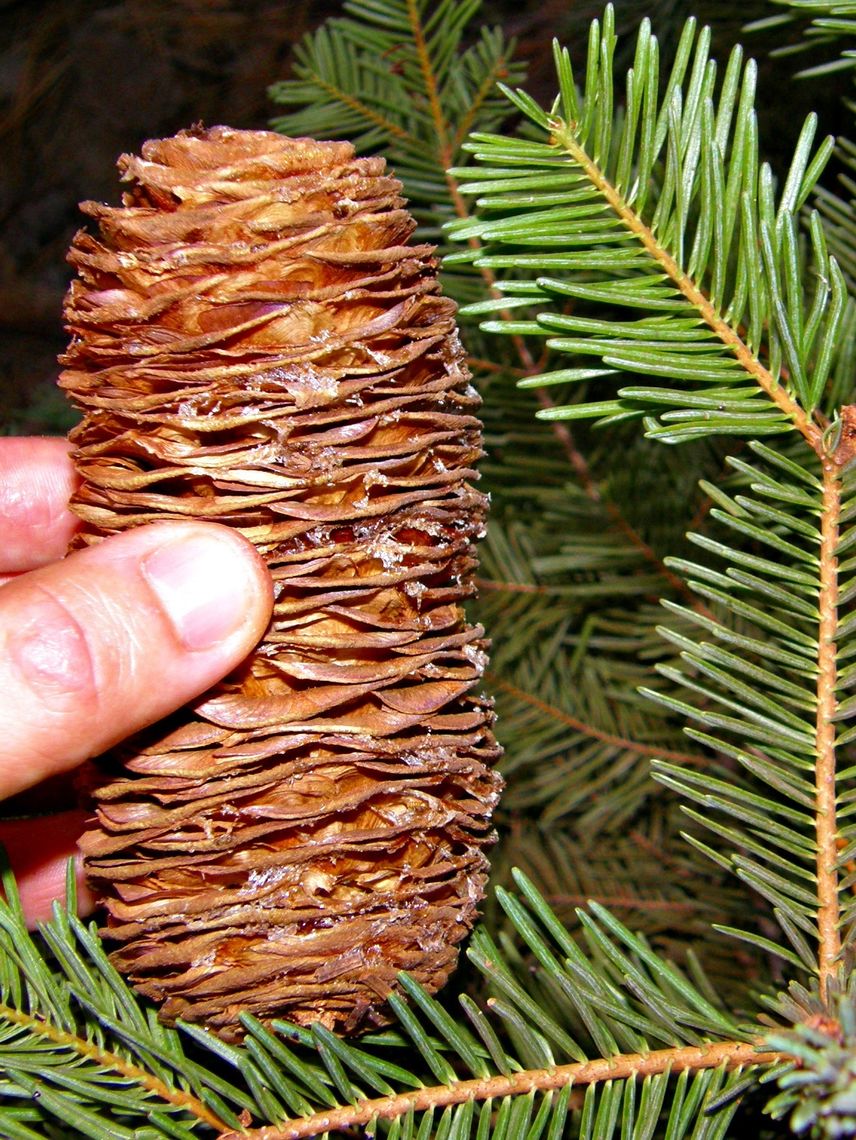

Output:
xmin=60 ymin=126 xmax=502 ymax=1039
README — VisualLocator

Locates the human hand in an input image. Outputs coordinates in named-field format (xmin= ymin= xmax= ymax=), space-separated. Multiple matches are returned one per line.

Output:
xmin=0 ymin=436 xmax=274 ymax=926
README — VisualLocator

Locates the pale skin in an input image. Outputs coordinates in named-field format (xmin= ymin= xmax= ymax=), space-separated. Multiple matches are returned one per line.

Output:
xmin=0 ymin=436 xmax=274 ymax=925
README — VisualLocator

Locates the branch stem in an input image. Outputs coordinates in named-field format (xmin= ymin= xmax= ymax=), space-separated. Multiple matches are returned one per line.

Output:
xmin=221 ymin=1040 xmax=780 ymax=1140
xmin=0 ymin=1002 xmax=227 ymax=1130
xmin=816 ymin=459 xmax=842 ymax=996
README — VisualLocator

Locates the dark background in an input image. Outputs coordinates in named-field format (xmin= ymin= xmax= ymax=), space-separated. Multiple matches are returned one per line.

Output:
xmin=0 ymin=0 xmax=848 ymax=434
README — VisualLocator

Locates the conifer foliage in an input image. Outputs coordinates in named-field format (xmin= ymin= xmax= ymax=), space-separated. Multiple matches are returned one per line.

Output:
xmin=4 ymin=1 xmax=856 ymax=1136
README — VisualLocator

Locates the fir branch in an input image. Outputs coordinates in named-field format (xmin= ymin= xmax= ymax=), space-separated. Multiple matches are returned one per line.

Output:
xmin=450 ymin=11 xmax=841 ymax=443
xmin=452 ymin=49 xmax=512 ymax=152
xmin=310 ymin=76 xmax=412 ymax=143
xmin=545 ymin=116 xmax=822 ymax=449
xmin=407 ymin=0 xmax=453 ymax=167
xmin=219 ymin=1042 xmax=780 ymax=1140
xmin=447 ymin=7 xmax=856 ymax=1002
xmin=0 ymin=1002 xmax=227 ymax=1131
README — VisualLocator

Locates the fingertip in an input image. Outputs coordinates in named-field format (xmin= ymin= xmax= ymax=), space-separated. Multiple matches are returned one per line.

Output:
xmin=0 ymin=521 xmax=273 ymax=795
xmin=0 ymin=437 xmax=79 ymax=574
xmin=139 ymin=522 xmax=274 ymax=655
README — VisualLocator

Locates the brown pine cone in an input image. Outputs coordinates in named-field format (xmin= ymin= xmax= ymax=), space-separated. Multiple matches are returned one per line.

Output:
xmin=60 ymin=126 xmax=502 ymax=1039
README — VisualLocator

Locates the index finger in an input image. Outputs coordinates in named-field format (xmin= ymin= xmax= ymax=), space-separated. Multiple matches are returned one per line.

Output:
xmin=0 ymin=437 xmax=80 ymax=576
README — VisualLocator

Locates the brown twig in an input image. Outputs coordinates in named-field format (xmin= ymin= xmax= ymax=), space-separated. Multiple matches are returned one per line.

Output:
xmin=0 ymin=1003 xmax=227 ymax=1131
xmin=815 ymin=458 xmax=843 ymax=998
xmin=219 ymin=1040 xmax=781 ymax=1140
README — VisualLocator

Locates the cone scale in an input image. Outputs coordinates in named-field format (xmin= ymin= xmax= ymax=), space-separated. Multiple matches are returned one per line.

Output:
xmin=60 ymin=127 xmax=501 ymax=1039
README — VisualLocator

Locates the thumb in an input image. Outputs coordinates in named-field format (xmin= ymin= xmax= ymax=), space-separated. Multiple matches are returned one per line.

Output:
xmin=0 ymin=521 xmax=273 ymax=798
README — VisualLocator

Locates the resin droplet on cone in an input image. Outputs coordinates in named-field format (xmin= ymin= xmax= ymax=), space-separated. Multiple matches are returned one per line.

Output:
xmin=60 ymin=126 xmax=501 ymax=1039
